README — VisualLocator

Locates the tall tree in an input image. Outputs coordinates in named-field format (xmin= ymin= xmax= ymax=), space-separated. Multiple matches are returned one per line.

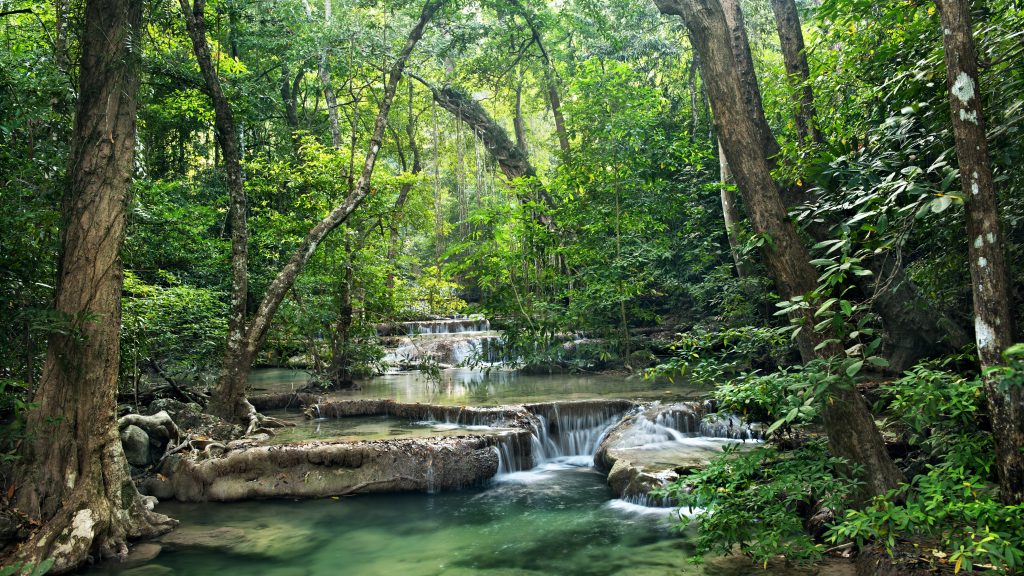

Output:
xmin=936 ymin=0 xmax=1021 ymax=504
xmin=653 ymin=0 xmax=904 ymax=501
xmin=189 ymin=0 xmax=447 ymax=426
xmin=178 ymin=0 xmax=251 ymax=424
xmin=769 ymin=0 xmax=822 ymax=145
xmin=9 ymin=0 xmax=176 ymax=570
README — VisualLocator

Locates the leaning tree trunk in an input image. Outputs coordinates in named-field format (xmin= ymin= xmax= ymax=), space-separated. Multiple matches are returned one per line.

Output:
xmin=654 ymin=0 xmax=903 ymax=502
xmin=8 ymin=0 xmax=176 ymax=570
xmin=219 ymin=0 xmax=447 ymax=426
xmin=720 ymin=0 xmax=780 ymax=162
xmin=936 ymin=0 xmax=1021 ymax=504
xmin=179 ymin=0 xmax=251 ymax=423
xmin=769 ymin=0 xmax=821 ymax=145
xmin=417 ymin=80 xmax=556 ymax=227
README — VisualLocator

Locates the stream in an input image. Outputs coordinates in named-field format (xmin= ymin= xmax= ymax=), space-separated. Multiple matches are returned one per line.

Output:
xmin=82 ymin=321 xmax=849 ymax=575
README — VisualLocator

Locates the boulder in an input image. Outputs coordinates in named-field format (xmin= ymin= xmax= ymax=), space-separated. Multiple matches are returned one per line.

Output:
xmin=121 ymin=424 xmax=151 ymax=467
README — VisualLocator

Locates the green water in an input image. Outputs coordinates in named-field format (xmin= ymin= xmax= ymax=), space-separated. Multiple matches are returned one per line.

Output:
xmin=91 ymin=464 xmax=705 ymax=576
xmin=248 ymin=367 xmax=701 ymax=406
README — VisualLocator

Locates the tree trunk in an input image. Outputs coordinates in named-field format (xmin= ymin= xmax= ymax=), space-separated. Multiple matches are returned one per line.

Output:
xmin=418 ymin=80 xmax=556 ymax=226
xmin=514 ymin=73 xmax=528 ymax=154
xmin=9 ymin=0 xmax=176 ymax=570
xmin=719 ymin=0 xmax=780 ymax=161
xmin=937 ymin=0 xmax=1021 ymax=504
xmin=769 ymin=0 xmax=822 ymax=145
xmin=222 ymin=0 xmax=446 ymax=423
xmin=723 ymin=0 xmax=968 ymax=371
xmin=326 ymin=259 xmax=355 ymax=388
xmin=718 ymin=139 xmax=748 ymax=277
xmin=654 ymin=0 xmax=903 ymax=502
xmin=179 ymin=0 xmax=251 ymax=423
xmin=301 ymin=0 xmax=342 ymax=148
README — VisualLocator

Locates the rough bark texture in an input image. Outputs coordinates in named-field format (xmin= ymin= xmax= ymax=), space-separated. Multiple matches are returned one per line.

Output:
xmin=937 ymin=0 xmax=1021 ymax=503
xmin=430 ymin=84 xmax=536 ymax=181
xmin=769 ymin=0 xmax=821 ymax=145
xmin=9 ymin=0 xmax=176 ymax=570
xmin=179 ymin=0 xmax=251 ymax=423
xmin=423 ymin=81 xmax=556 ymax=224
xmin=654 ymin=0 xmax=903 ymax=501
xmin=722 ymin=0 xmax=966 ymax=370
xmin=719 ymin=0 xmax=780 ymax=161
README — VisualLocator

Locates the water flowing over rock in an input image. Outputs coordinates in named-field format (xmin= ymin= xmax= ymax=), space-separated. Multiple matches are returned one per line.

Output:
xmin=595 ymin=402 xmax=760 ymax=505
xmin=379 ymin=315 xmax=505 ymax=369
xmin=144 ymin=397 xmax=757 ymax=505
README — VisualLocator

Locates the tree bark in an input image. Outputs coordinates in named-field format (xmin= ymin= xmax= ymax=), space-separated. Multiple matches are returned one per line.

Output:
xmin=721 ymin=0 xmax=968 ymax=370
xmin=9 ymin=0 xmax=176 ymax=570
xmin=769 ymin=0 xmax=822 ymax=145
xmin=215 ymin=0 xmax=447 ymax=424
xmin=654 ymin=0 xmax=903 ymax=502
xmin=418 ymin=80 xmax=556 ymax=224
xmin=179 ymin=0 xmax=251 ymax=423
xmin=719 ymin=0 xmax=780 ymax=161
xmin=937 ymin=0 xmax=1021 ymax=504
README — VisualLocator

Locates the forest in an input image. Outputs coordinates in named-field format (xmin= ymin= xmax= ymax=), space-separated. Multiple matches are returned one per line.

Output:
xmin=1 ymin=0 xmax=1023 ymax=573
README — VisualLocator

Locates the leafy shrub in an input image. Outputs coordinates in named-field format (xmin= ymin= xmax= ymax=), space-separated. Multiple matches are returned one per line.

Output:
xmin=655 ymin=441 xmax=859 ymax=566
xmin=828 ymin=355 xmax=1024 ymax=573
xmin=646 ymin=326 xmax=792 ymax=385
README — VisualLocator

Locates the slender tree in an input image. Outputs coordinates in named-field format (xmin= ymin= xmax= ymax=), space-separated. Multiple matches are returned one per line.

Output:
xmin=769 ymin=0 xmax=821 ymax=145
xmin=9 ymin=0 xmax=176 ymax=570
xmin=191 ymin=0 xmax=447 ymax=427
xmin=936 ymin=0 xmax=1022 ymax=504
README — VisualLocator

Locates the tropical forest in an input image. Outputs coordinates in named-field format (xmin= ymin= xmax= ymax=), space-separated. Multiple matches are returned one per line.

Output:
xmin=1 ymin=0 xmax=1024 ymax=573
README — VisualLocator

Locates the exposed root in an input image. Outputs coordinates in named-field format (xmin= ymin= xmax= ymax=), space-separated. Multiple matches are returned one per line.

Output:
xmin=239 ymin=398 xmax=295 ymax=436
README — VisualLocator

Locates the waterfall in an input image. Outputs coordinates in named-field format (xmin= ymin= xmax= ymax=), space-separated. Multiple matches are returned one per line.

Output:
xmin=493 ymin=402 xmax=629 ymax=475
xmin=531 ymin=406 xmax=623 ymax=462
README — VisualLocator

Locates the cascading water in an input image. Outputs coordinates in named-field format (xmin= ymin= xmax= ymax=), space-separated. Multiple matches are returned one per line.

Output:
xmin=379 ymin=315 xmax=505 ymax=369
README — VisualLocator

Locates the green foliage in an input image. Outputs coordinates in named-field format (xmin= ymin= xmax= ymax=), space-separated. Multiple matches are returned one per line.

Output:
xmin=829 ymin=357 xmax=1024 ymax=573
xmin=0 ymin=558 xmax=55 ymax=576
xmin=121 ymin=272 xmax=227 ymax=383
xmin=646 ymin=326 xmax=791 ymax=386
xmin=655 ymin=441 xmax=859 ymax=566
xmin=830 ymin=466 xmax=1024 ymax=574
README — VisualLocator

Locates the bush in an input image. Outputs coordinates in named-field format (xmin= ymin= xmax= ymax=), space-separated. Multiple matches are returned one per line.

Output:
xmin=654 ymin=441 xmax=859 ymax=566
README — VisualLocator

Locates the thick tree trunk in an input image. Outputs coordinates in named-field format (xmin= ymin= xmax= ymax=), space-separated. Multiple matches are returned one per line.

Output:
xmin=718 ymin=139 xmax=748 ymax=277
xmin=721 ymin=0 xmax=968 ymax=370
xmin=769 ymin=0 xmax=822 ymax=145
xmin=937 ymin=0 xmax=1021 ymax=504
xmin=654 ymin=0 xmax=903 ymax=501
xmin=719 ymin=0 xmax=780 ymax=161
xmin=420 ymin=81 xmax=556 ymax=225
xmin=179 ymin=0 xmax=252 ymax=423
xmin=9 ymin=0 xmax=176 ymax=570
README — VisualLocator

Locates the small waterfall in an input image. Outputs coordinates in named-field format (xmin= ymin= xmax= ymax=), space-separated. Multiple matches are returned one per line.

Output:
xmin=380 ymin=315 xmax=504 ymax=369
xmin=698 ymin=414 xmax=760 ymax=440
xmin=526 ymin=402 xmax=630 ymax=463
